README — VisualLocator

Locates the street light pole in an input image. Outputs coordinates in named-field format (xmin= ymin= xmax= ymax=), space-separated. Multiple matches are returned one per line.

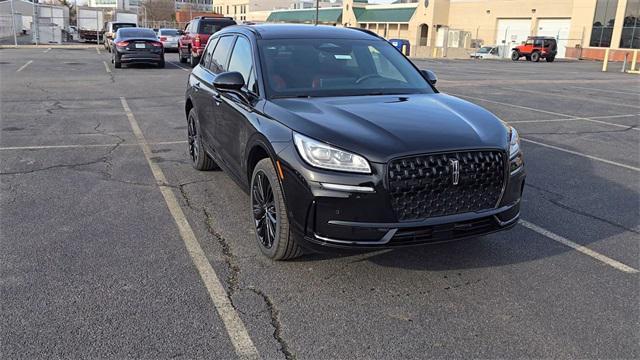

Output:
xmin=315 ymin=0 xmax=319 ymax=26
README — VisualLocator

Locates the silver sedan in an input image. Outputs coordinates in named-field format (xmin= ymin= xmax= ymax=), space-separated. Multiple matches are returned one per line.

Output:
xmin=158 ymin=28 xmax=180 ymax=51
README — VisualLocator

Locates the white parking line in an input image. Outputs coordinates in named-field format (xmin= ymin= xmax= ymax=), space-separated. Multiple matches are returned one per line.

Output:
xmin=96 ymin=48 xmax=101 ymax=55
xmin=119 ymin=97 xmax=259 ymax=359
xmin=103 ymin=61 xmax=111 ymax=74
xmin=168 ymin=60 xmax=191 ymax=72
xmin=0 ymin=140 xmax=187 ymax=151
xmin=16 ymin=60 xmax=33 ymax=72
xmin=451 ymin=93 xmax=640 ymax=131
xmin=509 ymin=114 xmax=639 ymax=124
xmin=522 ymin=138 xmax=640 ymax=172
xmin=520 ymin=220 xmax=639 ymax=274
xmin=43 ymin=48 xmax=52 ymax=53
xmin=501 ymin=86 xmax=640 ymax=110
xmin=565 ymin=85 xmax=640 ymax=96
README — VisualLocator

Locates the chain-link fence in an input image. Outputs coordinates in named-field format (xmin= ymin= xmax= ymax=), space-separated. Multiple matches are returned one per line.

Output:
xmin=411 ymin=24 xmax=585 ymax=60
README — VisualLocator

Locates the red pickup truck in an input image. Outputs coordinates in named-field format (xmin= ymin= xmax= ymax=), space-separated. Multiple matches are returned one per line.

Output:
xmin=178 ymin=16 xmax=236 ymax=67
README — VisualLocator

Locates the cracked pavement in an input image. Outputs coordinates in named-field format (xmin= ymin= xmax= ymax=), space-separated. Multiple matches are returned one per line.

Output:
xmin=1 ymin=49 xmax=639 ymax=359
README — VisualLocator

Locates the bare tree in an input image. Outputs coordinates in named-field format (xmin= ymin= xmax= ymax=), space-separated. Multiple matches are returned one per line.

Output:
xmin=140 ymin=0 xmax=176 ymax=22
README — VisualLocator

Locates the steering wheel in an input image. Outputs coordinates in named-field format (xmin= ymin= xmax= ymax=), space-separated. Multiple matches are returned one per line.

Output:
xmin=355 ymin=74 xmax=384 ymax=84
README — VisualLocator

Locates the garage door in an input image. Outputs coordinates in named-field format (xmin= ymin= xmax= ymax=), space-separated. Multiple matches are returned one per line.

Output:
xmin=496 ymin=19 xmax=532 ymax=58
xmin=537 ymin=18 xmax=571 ymax=58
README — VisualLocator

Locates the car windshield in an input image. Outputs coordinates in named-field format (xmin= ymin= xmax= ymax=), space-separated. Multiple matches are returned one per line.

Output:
xmin=199 ymin=20 xmax=235 ymax=34
xmin=113 ymin=23 xmax=136 ymax=31
xmin=119 ymin=28 xmax=156 ymax=38
xmin=477 ymin=46 xmax=492 ymax=53
xmin=258 ymin=38 xmax=434 ymax=98
xmin=160 ymin=29 xmax=179 ymax=36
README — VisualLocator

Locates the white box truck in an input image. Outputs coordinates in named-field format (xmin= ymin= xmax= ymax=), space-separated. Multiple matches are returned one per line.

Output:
xmin=77 ymin=7 xmax=104 ymax=42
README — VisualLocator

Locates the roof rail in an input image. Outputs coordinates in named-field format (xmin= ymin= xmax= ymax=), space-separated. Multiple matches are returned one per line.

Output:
xmin=193 ymin=16 xmax=235 ymax=21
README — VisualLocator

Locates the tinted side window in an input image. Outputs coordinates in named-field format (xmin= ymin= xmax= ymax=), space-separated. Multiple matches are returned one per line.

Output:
xmin=202 ymin=37 xmax=219 ymax=68
xmin=227 ymin=36 xmax=255 ymax=91
xmin=209 ymin=36 xmax=235 ymax=74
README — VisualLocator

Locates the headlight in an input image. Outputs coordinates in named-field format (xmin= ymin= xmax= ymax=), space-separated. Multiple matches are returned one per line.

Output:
xmin=293 ymin=133 xmax=371 ymax=174
xmin=509 ymin=127 xmax=520 ymax=158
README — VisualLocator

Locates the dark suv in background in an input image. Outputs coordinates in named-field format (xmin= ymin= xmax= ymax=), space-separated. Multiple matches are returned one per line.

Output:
xmin=178 ymin=16 xmax=236 ymax=67
xmin=184 ymin=25 xmax=525 ymax=260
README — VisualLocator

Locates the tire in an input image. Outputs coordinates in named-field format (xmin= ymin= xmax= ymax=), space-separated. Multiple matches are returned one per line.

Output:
xmin=179 ymin=47 xmax=188 ymax=63
xmin=525 ymin=55 xmax=531 ymax=61
xmin=190 ymin=53 xmax=200 ymax=68
xmin=511 ymin=51 xmax=520 ymax=61
xmin=158 ymin=56 xmax=165 ymax=68
xmin=546 ymin=56 xmax=555 ymax=63
xmin=531 ymin=51 xmax=541 ymax=62
xmin=113 ymin=53 xmax=121 ymax=68
xmin=251 ymin=158 xmax=303 ymax=261
xmin=187 ymin=109 xmax=218 ymax=171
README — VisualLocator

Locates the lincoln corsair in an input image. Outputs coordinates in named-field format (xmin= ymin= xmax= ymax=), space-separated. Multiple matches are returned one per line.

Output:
xmin=184 ymin=25 xmax=525 ymax=260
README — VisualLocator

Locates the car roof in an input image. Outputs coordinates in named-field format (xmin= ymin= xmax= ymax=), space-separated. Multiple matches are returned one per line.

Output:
xmin=217 ymin=24 xmax=381 ymax=40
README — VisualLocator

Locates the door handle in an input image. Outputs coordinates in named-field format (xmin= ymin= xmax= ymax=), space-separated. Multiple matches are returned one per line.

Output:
xmin=193 ymin=82 xmax=201 ymax=91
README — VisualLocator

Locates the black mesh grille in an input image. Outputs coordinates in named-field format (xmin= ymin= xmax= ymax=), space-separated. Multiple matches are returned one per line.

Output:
xmin=388 ymin=150 xmax=505 ymax=221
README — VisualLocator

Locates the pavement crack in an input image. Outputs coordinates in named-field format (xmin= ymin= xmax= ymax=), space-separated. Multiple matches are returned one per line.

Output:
xmin=248 ymin=287 xmax=296 ymax=360
xmin=526 ymin=183 xmax=639 ymax=234
xmin=202 ymin=208 xmax=241 ymax=295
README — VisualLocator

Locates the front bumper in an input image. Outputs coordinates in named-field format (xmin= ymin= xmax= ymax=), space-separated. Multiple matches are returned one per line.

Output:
xmin=277 ymin=145 xmax=525 ymax=250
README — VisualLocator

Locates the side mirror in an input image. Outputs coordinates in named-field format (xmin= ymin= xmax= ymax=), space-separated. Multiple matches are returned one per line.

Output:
xmin=177 ymin=30 xmax=184 ymax=35
xmin=213 ymin=71 xmax=245 ymax=91
xmin=420 ymin=69 xmax=437 ymax=85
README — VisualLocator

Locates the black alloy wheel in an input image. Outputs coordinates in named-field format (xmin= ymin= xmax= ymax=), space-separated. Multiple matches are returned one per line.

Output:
xmin=252 ymin=170 xmax=277 ymax=249
xmin=250 ymin=159 xmax=303 ymax=260
xmin=187 ymin=109 xmax=217 ymax=170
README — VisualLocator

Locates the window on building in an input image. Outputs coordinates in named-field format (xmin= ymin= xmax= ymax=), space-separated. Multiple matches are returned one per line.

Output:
xmin=620 ymin=0 xmax=640 ymax=48
xmin=590 ymin=0 xmax=619 ymax=47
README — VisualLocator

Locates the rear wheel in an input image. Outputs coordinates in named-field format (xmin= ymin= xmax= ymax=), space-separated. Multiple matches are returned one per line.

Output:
xmin=511 ymin=51 xmax=520 ymax=61
xmin=158 ymin=56 xmax=165 ymax=68
xmin=113 ymin=52 xmax=121 ymax=68
xmin=190 ymin=53 xmax=200 ymax=68
xmin=179 ymin=47 xmax=188 ymax=63
xmin=187 ymin=109 xmax=218 ymax=171
xmin=251 ymin=159 xmax=303 ymax=261
xmin=531 ymin=51 xmax=541 ymax=62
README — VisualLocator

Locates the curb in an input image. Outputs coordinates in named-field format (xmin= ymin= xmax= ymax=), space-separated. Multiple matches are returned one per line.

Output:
xmin=0 ymin=44 xmax=100 ymax=49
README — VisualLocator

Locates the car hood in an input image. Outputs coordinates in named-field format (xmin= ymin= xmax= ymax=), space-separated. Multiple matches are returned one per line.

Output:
xmin=265 ymin=93 xmax=510 ymax=163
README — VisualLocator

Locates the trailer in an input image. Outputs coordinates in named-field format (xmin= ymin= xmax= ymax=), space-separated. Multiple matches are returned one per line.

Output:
xmin=114 ymin=11 xmax=138 ymax=25
xmin=77 ymin=7 xmax=104 ymax=42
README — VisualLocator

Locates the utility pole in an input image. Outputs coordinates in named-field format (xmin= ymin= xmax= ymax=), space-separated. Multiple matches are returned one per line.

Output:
xmin=315 ymin=0 xmax=319 ymax=26
xmin=9 ymin=0 xmax=18 ymax=46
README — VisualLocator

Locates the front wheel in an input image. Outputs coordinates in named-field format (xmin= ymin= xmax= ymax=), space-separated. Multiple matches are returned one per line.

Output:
xmin=546 ymin=56 xmax=555 ymax=63
xmin=511 ymin=51 xmax=520 ymax=61
xmin=251 ymin=159 xmax=303 ymax=261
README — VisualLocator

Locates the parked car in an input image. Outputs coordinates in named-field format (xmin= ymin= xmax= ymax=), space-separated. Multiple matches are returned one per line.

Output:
xmin=178 ymin=16 xmax=236 ymax=67
xmin=111 ymin=28 xmax=164 ymax=69
xmin=158 ymin=28 xmax=180 ymax=52
xmin=511 ymin=36 xmax=557 ymax=62
xmin=470 ymin=46 xmax=500 ymax=59
xmin=184 ymin=25 xmax=525 ymax=260
xmin=104 ymin=21 xmax=137 ymax=52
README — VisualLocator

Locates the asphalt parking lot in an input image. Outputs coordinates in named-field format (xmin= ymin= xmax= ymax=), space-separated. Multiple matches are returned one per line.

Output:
xmin=1 ymin=47 xmax=638 ymax=359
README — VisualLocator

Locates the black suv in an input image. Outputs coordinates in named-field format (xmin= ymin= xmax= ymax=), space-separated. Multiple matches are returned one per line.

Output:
xmin=185 ymin=25 xmax=525 ymax=260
